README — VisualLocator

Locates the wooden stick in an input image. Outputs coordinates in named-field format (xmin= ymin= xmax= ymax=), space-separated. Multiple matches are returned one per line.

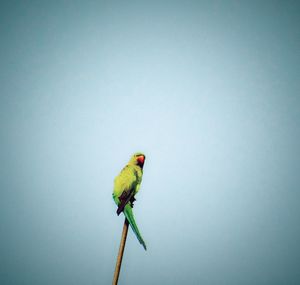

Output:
xmin=112 ymin=218 xmax=129 ymax=285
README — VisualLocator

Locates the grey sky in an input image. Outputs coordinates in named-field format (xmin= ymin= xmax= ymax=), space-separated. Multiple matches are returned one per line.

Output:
xmin=1 ymin=1 xmax=299 ymax=284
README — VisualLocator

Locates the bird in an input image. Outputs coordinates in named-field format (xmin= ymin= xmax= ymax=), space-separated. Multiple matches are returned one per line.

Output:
xmin=113 ymin=152 xmax=147 ymax=250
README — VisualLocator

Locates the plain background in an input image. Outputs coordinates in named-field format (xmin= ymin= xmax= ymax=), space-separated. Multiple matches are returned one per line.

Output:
xmin=1 ymin=1 xmax=299 ymax=284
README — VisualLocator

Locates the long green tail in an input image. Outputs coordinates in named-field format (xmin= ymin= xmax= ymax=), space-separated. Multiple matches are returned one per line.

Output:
xmin=124 ymin=204 xmax=147 ymax=250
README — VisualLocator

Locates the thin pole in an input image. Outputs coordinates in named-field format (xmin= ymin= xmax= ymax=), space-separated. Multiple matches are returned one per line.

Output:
xmin=112 ymin=218 xmax=129 ymax=285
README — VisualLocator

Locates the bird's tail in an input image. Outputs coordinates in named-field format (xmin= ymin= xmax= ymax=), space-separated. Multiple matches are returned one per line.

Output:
xmin=124 ymin=204 xmax=147 ymax=250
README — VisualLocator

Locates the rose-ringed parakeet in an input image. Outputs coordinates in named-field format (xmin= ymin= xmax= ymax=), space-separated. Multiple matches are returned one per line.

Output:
xmin=113 ymin=153 xmax=147 ymax=250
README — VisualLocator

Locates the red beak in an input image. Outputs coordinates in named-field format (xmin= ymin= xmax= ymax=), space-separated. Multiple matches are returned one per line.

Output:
xmin=137 ymin=155 xmax=145 ymax=166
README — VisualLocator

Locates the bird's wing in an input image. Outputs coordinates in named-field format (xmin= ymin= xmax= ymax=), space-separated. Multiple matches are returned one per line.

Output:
xmin=114 ymin=166 xmax=138 ymax=215
xmin=116 ymin=189 xmax=135 ymax=215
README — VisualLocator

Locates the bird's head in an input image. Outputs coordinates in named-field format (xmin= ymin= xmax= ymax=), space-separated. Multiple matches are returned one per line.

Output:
xmin=129 ymin=152 xmax=146 ymax=168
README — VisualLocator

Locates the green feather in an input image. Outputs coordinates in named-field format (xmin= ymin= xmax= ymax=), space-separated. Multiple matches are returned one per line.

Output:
xmin=124 ymin=204 xmax=147 ymax=250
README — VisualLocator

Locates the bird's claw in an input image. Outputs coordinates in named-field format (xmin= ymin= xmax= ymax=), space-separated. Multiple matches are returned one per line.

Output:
xmin=130 ymin=196 xmax=136 ymax=207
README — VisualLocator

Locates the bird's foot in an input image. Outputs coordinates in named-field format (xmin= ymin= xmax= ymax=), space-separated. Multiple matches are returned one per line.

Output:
xmin=130 ymin=196 xmax=136 ymax=207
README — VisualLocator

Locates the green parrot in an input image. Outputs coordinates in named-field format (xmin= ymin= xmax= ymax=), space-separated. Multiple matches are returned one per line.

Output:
xmin=113 ymin=152 xmax=147 ymax=250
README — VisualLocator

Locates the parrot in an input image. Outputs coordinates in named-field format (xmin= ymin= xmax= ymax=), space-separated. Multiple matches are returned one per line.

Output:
xmin=112 ymin=152 xmax=147 ymax=250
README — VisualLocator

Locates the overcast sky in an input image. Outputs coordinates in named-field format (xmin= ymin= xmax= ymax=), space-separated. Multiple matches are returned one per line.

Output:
xmin=1 ymin=1 xmax=299 ymax=284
